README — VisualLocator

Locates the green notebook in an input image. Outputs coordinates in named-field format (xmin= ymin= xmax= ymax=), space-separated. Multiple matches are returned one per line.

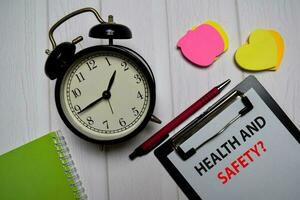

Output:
xmin=0 ymin=131 xmax=87 ymax=200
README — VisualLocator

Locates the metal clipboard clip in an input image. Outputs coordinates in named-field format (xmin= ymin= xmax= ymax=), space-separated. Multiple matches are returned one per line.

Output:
xmin=172 ymin=90 xmax=253 ymax=161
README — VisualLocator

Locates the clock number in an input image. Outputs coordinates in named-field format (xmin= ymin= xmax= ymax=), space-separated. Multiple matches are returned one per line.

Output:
xmin=87 ymin=116 xmax=94 ymax=125
xmin=87 ymin=59 xmax=97 ymax=71
xmin=105 ymin=57 xmax=111 ymax=66
xmin=119 ymin=118 xmax=127 ymax=127
xmin=134 ymin=74 xmax=141 ymax=84
xmin=75 ymin=72 xmax=85 ymax=83
xmin=74 ymin=105 xmax=81 ymax=113
xmin=121 ymin=61 xmax=129 ymax=71
xmin=137 ymin=91 xmax=143 ymax=100
xmin=103 ymin=120 xmax=109 ymax=129
xmin=72 ymin=88 xmax=81 ymax=98
xmin=132 ymin=107 xmax=139 ymax=116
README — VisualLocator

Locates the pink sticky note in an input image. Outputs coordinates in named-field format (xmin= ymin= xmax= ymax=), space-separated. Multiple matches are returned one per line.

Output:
xmin=177 ymin=24 xmax=224 ymax=67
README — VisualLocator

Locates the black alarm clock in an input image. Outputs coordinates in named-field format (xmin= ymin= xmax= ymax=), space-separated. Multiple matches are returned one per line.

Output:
xmin=44 ymin=8 xmax=161 ymax=143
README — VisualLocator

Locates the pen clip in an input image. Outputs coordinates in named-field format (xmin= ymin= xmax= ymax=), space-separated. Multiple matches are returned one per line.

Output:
xmin=173 ymin=91 xmax=253 ymax=161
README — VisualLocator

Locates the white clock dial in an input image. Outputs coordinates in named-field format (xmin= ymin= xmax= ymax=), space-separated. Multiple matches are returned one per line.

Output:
xmin=59 ymin=52 xmax=151 ymax=141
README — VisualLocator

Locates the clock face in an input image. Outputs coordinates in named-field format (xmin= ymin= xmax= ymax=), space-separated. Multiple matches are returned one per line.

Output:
xmin=59 ymin=50 xmax=152 ymax=141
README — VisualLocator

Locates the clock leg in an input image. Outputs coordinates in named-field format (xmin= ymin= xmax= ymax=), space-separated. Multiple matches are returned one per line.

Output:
xmin=150 ymin=115 xmax=162 ymax=124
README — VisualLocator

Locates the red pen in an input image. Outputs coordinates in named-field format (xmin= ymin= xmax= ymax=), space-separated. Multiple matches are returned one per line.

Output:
xmin=129 ymin=79 xmax=231 ymax=160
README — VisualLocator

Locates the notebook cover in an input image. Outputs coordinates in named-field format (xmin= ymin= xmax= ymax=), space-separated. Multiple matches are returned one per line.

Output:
xmin=0 ymin=131 xmax=83 ymax=200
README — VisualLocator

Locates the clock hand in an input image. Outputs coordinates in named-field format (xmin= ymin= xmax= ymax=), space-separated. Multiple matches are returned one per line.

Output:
xmin=106 ymin=70 xmax=116 ymax=92
xmin=78 ymin=96 xmax=104 ymax=114
xmin=78 ymin=71 xmax=116 ymax=115
xmin=107 ymin=100 xmax=114 ymax=114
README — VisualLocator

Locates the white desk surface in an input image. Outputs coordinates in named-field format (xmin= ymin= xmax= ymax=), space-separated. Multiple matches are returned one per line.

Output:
xmin=0 ymin=1 xmax=299 ymax=200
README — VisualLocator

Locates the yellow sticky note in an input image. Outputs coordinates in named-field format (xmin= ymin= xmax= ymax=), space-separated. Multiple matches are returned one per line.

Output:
xmin=191 ymin=25 xmax=198 ymax=30
xmin=235 ymin=29 xmax=278 ymax=71
xmin=204 ymin=20 xmax=229 ymax=51
xmin=192 ymin=21 xmax=228 ymax=52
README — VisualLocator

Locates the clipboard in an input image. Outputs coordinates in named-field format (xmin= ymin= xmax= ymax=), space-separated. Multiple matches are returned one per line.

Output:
xmin=155 ymin=75 xmax=300 ymax=200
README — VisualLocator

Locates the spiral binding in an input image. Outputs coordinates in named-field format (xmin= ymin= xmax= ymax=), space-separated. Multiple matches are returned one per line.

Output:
xmin=52 ymin=131 xmax=88 ymax=200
